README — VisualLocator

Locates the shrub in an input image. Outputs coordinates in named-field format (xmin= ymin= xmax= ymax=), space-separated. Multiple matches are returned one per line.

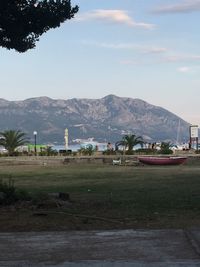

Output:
xmin=158 ymin=149 xmax=173 ymax=155
xmin=158 ymin=142 xmax=173 ymax=155
xmin=0 ymin=178 xmax=16 ymax=205
xmin=0 ymin=178 xmax=31 ymax=205
xmin=102 ymin=149 xmax=117 ymax=155
xmin=135 ymin=148 xmax=157 ymax=155
xmin=39 ymin=147 xmax=58 ymax=156
xmin=125 ymin=150 xmax=135 ymax=155
xmin=78 ymin=145 xmax=95 ymax=156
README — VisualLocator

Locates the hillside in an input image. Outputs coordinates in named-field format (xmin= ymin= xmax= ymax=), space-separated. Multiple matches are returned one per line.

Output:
xmin=0 ymin=95 xmax=190 ymax=144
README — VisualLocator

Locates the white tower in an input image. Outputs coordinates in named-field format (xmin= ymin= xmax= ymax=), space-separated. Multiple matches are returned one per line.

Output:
xmin=64 ymin=128 xmax=68 ymax=150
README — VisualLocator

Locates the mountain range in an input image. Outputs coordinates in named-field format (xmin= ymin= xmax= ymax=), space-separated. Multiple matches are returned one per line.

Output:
xmin=0 ymin=95 xmax=190 ymax=144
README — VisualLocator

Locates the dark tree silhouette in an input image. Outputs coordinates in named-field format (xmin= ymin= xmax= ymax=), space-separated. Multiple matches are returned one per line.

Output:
xmin=0 ymin=0 xmax=79 ymax=52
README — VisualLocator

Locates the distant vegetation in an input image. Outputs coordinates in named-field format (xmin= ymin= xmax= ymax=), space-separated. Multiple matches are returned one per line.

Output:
xmin=78 ymin=145 xmax=96 ymax=156
xmin=0 ymin=131 xmax=182 ymax=157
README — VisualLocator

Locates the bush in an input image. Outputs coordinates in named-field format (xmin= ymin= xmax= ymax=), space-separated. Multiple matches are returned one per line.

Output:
xmin=0 ymin=153 xmax=9 ymax=157
xmin=78 ymin=145 xmax=95 ymax=156
xmin=125 ymin=150 xmax=135 ymax=155
xmin=0 ymin=178 xmax=31 ymax=205
xmin=39 ymin=147 xmax=58 ymax=156
xmin=102 ymin=149 xmax=117 ymax=155
xmin=158 ymin=149 xmax=173 ymax=155
xmin=135 ymin=148 xmax=157 ymax=155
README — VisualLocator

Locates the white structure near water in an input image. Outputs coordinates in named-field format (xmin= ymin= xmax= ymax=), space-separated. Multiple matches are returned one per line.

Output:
xmin=64 ymin=128 xmax=68 ymax=150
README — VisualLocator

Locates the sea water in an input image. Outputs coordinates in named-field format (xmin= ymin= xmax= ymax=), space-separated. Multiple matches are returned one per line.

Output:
xmin=52 ymin=143 xmax=108 ymax=152
xmin=52 ymin=143 xmax=142 ymax=152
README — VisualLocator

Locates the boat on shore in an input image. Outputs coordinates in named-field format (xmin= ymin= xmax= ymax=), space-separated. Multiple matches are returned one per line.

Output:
xmin=138 ymin=156 xmax=187 ymax=165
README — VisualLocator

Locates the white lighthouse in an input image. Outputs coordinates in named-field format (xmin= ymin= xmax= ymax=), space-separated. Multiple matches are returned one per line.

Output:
xmin=64 ymin=128 xmax=68 ymax=150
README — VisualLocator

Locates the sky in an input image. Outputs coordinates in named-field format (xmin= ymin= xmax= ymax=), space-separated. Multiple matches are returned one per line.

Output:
xmin=1 ymin=0 xmax=200 ymax=126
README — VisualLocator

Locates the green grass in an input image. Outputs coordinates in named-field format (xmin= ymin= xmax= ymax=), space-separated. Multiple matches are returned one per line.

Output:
xmin=0 ymin=164 xmax=200 ymax=229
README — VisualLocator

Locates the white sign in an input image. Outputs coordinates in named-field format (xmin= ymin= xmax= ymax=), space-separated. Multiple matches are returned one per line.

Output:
xmin=190 ymin=125 xmax=198 ymax=138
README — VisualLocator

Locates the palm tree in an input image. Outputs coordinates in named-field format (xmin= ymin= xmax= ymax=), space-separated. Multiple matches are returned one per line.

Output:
xmin=0 ymin=130 xmax=28 ymax=156
xmin=116 ymin=134 xmax=144 ymax=154
xmin=160 ymin=142 xmax=173 ymax=154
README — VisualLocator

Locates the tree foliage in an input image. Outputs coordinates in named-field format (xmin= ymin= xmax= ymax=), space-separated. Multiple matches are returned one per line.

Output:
xmin=116 ymin=134 xmax=144 ymax=153
xmin=78 ymin=145 xmax=95 ymax=156
xmin=0 ymin=0 xmax=79 ymax=52
xmin=0 ymin=130 xmax=28 ymax=155
xmin=159 ymin=142 xmax=173 ymax=155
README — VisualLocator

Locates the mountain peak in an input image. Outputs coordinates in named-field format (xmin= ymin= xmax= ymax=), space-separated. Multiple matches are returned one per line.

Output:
xmin=0 ymin=95 xmax=189 ymax=143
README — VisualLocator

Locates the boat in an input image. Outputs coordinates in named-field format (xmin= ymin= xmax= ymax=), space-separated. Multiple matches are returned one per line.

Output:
xmin=138 ymin=156 xmax=187 ymax=165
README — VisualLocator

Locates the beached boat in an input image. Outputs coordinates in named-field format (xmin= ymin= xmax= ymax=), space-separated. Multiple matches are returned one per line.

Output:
xmin=138 ymin=156 xmax=187 ymax=165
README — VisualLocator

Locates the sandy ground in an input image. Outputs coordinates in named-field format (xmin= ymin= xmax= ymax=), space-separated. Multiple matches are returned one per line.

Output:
xmin=0 ymin=229 xmax=200 ymax=266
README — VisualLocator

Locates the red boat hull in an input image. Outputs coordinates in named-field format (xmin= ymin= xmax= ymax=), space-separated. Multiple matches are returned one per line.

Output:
xmin=138 ymin=156 xmax=187 ymax=165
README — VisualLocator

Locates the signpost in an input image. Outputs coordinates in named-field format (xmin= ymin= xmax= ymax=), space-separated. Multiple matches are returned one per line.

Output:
xmin=33 ymin=131 xmax=37 ymax=156
xmin=189 ymin=125 xmax=198 ymax=150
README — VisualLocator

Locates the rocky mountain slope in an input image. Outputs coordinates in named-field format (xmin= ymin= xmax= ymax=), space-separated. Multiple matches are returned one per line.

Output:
xmin=0 ymin=95 xmax=190 ymax=144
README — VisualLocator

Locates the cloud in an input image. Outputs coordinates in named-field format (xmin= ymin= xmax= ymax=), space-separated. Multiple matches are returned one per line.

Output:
xmin=120 ymin=53 xmax=200 ymax=67
xmin=153 ymin=0 xmax=200 ymax=14
xmin=142 ymin=47 xmax=168 ymax=54
xmin=177 ymin=66 xmax=190 ymax=73
xmin=82 ymin=41 xmax=167 ymax=54
xmin=120 ymin=60 xmax=141 ymax=65
xmin=164 ymin=54 xmax=200 ymax=62
xmin=81 ymin=41 xmax=138 ymax=49
xmin=82 ymin=40 xmax=200 ymax=68
xmin=76 ymin=10 xmax=155 ymax=29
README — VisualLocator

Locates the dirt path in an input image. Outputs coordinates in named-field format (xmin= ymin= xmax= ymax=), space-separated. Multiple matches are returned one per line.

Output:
xmin=0 ymin=229 xmax=200 ymax=266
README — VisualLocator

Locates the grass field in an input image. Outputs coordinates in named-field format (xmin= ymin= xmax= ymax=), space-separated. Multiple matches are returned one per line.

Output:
xmin=0 ymin=163 xmax=200 ymax=231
